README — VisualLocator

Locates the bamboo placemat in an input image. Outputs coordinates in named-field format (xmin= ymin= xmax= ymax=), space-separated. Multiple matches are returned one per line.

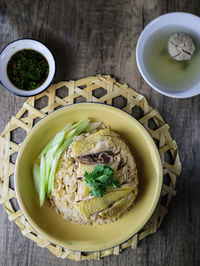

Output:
xmin=0 ymin=75 xmax=181 ymax=261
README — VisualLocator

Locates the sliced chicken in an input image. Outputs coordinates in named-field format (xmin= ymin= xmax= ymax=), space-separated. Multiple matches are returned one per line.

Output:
xmin=79 ymin=152 xmax=113 ymax=165
xmin=75 ymin=179 xmax=91 ymax=201
xmin=71 ymin=129 xmax=113 ymax=157
xmin=99 ymin=192 xmax=136 ymax=218
xmin=75 ymin=185 xmax=133 ymax=218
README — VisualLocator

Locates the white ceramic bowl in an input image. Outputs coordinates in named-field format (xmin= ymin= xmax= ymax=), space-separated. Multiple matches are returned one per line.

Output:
xmin=0 ymin=39 xmax=55 ymax=97
xmin=136 ymin=12 xmax=200 ymax=98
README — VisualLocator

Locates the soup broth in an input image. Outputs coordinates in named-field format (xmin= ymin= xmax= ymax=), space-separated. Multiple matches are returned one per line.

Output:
xmin=143 ymin=26 xmax=200 ymax=92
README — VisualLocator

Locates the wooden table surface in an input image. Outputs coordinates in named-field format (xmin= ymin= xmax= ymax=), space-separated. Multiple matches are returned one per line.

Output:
xmin=0 ymin=1 xmax=200 ymax=265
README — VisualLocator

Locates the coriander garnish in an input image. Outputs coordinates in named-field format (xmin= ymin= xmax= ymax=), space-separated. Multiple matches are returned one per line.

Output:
xmin=84 ymin=164 xmax=121 ymax=197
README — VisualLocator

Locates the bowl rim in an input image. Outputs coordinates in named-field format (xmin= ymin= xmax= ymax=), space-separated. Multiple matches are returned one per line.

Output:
xmin=0 ymin=38 xmax=56 ymax=97
xmin=14 ymin=102 xmax=163 ymax=252
xmin=136 ymin=12 xmax=200 ymax=98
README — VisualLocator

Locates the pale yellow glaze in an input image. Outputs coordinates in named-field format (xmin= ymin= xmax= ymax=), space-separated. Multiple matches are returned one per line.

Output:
xmin=14 ymin=103 xmax=163 ymax=252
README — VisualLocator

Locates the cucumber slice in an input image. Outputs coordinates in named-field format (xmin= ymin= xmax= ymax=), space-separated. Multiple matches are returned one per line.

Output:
xmin=33 ymin=163 xmax=40 ymax=196
xmin=37 ymin=155 xmax=46 ymax=206
xmin=33 ymin=161 xmax=45 ymax=206
xmin=34 ymin=118 xmax=91 ymax=205
xmin=47 ymin=118 xmax=90 ymax=196
xmin=39 ymin=122 xmax=73 ymax=158
xmin=83 ymin=122 xmax=102 ymax=132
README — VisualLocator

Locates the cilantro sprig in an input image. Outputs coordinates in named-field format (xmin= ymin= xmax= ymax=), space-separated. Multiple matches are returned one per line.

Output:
xmin=84 ymin=164 xmax=121 ymax=197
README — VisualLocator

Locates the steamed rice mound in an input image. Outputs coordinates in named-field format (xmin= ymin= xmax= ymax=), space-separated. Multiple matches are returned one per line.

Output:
xmin=49 ymin=124 xmax=138 ymax=225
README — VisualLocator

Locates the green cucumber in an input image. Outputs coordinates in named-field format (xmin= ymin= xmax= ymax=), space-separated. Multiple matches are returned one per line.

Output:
xmin=33 ymin=163 xmax=40 ymax=196
xmin=47 ymin=118 xmax=90 ymax=196
xmin=34 ymin=118 xmax=91 ymax=205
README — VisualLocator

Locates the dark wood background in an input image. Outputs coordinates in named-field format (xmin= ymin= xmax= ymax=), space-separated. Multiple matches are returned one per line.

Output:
xmin=0 ymin=0 xmax=200 ymax=265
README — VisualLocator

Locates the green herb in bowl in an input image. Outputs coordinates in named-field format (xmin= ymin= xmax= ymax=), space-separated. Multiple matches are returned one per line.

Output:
xmin=7 ymin=49 xmax=49 ymax=90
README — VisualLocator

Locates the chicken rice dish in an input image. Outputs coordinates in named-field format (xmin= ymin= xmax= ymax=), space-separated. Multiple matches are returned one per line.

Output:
xmin=49 ymin=124 xmax=138 ymax=225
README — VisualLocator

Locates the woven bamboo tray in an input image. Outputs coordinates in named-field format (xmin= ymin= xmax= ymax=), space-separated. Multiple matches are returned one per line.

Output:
xmin=0 ymin=75 xmax=181 ymax=261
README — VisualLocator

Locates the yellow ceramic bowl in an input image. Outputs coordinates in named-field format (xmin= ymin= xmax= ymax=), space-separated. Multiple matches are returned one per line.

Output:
xmin=15 ymin=103 xmax=163 ymax=252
